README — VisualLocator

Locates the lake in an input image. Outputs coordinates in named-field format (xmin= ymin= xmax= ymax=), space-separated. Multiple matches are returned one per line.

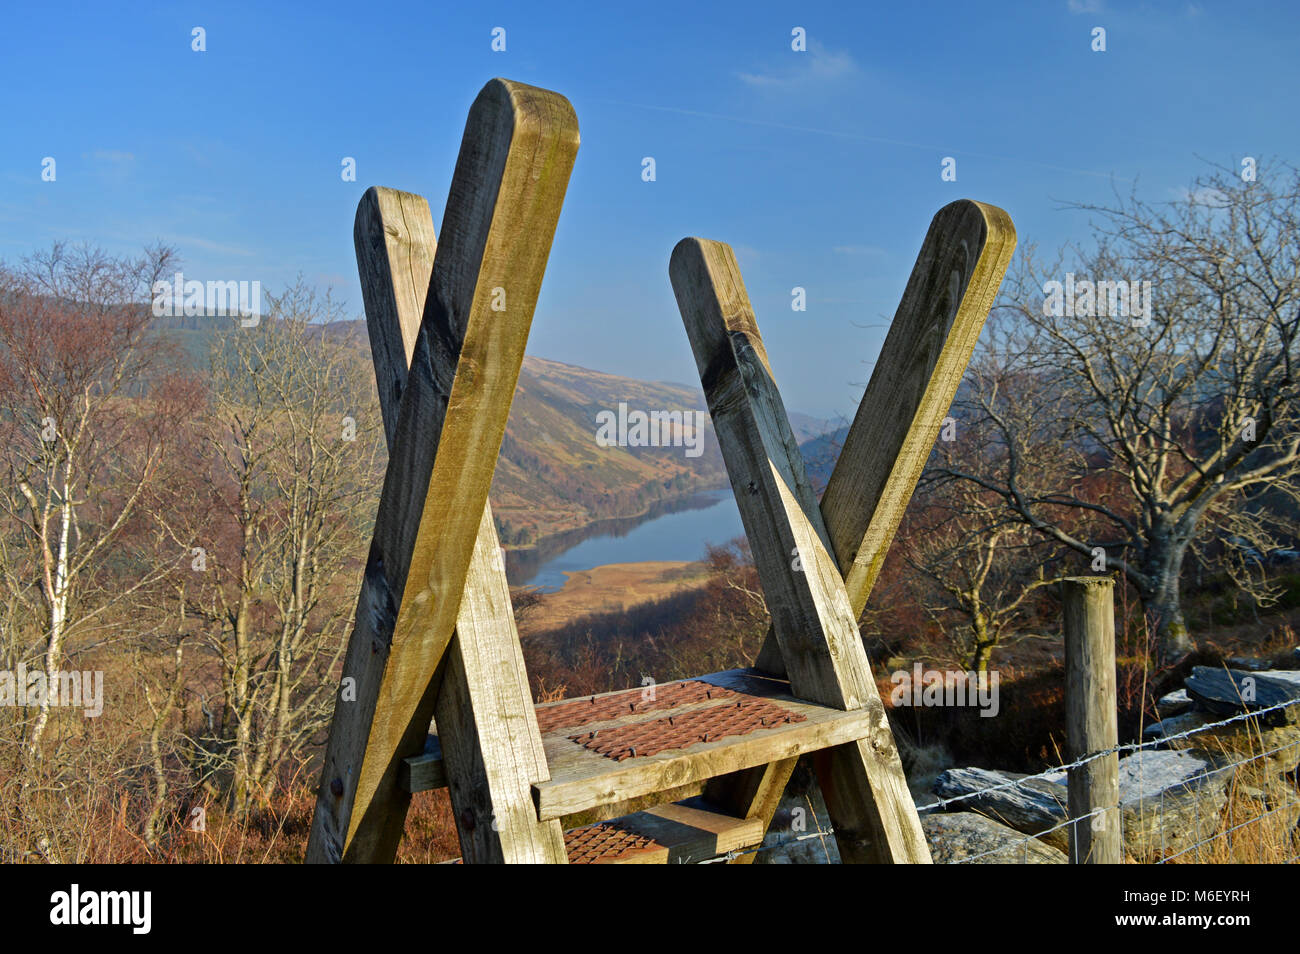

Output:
xmin=506 ymin=489 xmax=746 ymax=592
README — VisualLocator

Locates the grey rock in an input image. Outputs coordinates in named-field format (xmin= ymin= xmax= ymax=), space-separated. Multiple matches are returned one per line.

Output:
xmin=1142 ymin=709 xmax=1211 ymax=748
xmin=934 ymin=749 xmax=1234 ymax=858
xmin=1258 ymin=669 xmax=1300 ymax=690
xmin=1189 ymin=716 xmax=1300 ymax=776
xmin=921 ymin=811 xmax=1065 ymax=864
xmin=753 ymin=785 xmax=841 ymax=864
xmin=1039 ymin=749 xmax=1234 ymax=858
xmin=933 ymin=767 xmax=1070 ymax=850
xmin=1185 ymin=667 xmax=1300 ymax=725
xmin=1156 ymin=688 xmax=1193 ymax=719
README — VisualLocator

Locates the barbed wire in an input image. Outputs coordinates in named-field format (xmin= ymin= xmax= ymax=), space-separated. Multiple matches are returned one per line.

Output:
xmin=919 ymin=695 xmax=1300 ymax=815
xmin=698 ymin=696 xmax=1300 ymax=864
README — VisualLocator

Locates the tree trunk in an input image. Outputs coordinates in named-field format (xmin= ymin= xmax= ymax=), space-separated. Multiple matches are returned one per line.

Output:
xmin=29 ymin=503 xmax=72 ymax=753
xmin=1141 ymin=555 xmax=1193 ymax=663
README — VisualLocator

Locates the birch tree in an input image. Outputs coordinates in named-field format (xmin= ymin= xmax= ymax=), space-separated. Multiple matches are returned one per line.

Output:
xmin=0 ymin=243 xmax=195 ymax=751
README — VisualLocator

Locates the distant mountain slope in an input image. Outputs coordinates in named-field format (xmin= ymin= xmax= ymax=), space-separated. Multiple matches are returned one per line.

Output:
xmin=150 ymin=316 xmax=837 ymax=549
xmin=799 ymin=424 xmax=850 ymax=494
xmin=491 ymin=356 xmax=730 ymax=545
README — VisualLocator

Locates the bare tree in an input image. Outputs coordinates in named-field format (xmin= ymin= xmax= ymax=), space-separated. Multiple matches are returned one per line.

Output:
xmin=902 ymin=471 xmax=1059 ymax=671
xmin=171 ymin=280 xmax=383 ymax=815
xmin=934 ymin=161 xmax=1300 ymax=660
xmin=0 ymin=242 xmax=197 ymax=751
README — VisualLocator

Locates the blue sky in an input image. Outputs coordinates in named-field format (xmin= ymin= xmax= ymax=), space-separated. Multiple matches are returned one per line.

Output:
xmin=2 ymin=0 xmax=1296 ymax=419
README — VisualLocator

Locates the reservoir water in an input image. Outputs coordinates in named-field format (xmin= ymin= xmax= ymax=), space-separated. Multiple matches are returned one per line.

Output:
xmin=507 ymin=490 xmax=746 ymax=592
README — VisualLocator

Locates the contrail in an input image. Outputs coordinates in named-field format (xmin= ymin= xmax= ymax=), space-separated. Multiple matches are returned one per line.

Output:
xmin=593 ymin=98 xmax=1132 ymax=183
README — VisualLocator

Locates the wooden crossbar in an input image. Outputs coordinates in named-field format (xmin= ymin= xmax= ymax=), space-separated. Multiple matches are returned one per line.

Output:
xmin=306 ymin=79 xmax=579 ymax=863
xmin=564 ymin=802 xmax=765 ymax=864
xmin=353 ymin=185 xmax=567 ymax=862
xmin=708 ymin=199 xmax=1017 ymax=862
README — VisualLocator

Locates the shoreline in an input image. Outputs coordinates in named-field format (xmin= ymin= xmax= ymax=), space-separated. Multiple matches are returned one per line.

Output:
xmin=516 ymin=560 xmax=713 ymax=635
xmin=503 ymin=482 xmax=731 ymax=556
xmin=502 ymin=483 xmax=733 ymax=584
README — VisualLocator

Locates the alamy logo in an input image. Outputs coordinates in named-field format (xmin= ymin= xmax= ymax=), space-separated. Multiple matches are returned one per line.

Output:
xmin=0 ymin=664 xmax=103 ymax=718
xmin=1042 ymin=273 xmax=1152 ymax=327
xmin=889 ymin=664 xmax=1000 ymax=718
xmin=594 ymin=402 xmax=706 ymax=458
xmin=50 ymin=884 xmax=151 ymax=934
xmin=151 ymin=271 xmax=261 ymax=326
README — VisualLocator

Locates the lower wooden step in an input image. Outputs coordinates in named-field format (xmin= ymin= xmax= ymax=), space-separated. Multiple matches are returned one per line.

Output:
xmin=564 ymin=800 xmax=764 ymax=864
xmin=444 ymin=800 xmax=764 ymax=864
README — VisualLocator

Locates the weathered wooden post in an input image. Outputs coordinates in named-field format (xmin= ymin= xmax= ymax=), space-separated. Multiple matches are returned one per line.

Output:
xmin=306 ymin=79 xmax=580 ymax=864
xmin=1062 ymin=576 xmax=1121 ymax=864
xmin=701 ymin=199 xmax=1017 ymax=862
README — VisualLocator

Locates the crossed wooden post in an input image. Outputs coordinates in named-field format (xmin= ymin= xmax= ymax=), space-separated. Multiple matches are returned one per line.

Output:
xmin=306 ymin=79 xmax=579 ymax=863
xmin=307 ymin=77 xmax=1015 ymax=865
xmin=673 ymin=198 xmax=1016 ymax=861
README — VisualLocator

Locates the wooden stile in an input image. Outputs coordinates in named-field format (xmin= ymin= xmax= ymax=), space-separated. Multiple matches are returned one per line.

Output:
xmin=309 ymin=76 xmax=1014 ymax=864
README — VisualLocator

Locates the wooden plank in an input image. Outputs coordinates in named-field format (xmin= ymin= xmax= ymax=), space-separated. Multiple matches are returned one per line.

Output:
xmin=402 ymin=733 xmax=447 ymax=793
xmin=354 ymin=186 xmax=437 ymax=449
xmin=716 ymin=199 xmax=1016 ymax=862
xmin=350 ymin=185 xmax=567 ymax=863
xmin=579 ymin=801 xmax=765 ymax=864
xmin=700 ymin=757 xmax=798 ymax=864
xmin=533 ymin=692 xmax=876 ymax=821
xmin=1063 ymin=577 xmax=1121 ymax=864
xmin=670 ymin=238 xmax=930 ymax=863
xmin=438 ymin=507 xmax=569 ymax=861
xmin=306 ymin=79 xmax=579 ymax=864
xmin=403 ymin=735 xmax=710 ymax=827
xmin=434 ymin=801 xmax=763 ymax=865
xmin=671 ymin=241 xmax=872 ymax=709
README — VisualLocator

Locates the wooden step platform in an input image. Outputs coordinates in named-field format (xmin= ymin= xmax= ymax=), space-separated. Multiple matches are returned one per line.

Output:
xmin=563 ymin=800 xmax=764 ymax=864
xmin=445 ymin=799 xmax=764 ymax=864
xmin=403 ymin=668 xmax=875 ymax=821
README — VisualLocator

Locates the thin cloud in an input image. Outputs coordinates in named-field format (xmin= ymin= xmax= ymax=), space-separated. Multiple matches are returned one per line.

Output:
xmin=594 ymin=99 xmax=1133 ymax=182
xmin=84 ymin=149 xmax=136 ymax=163
xmin=1170 ymin=185 xmax=1229 ymax=207
xmin=1067 ymin=0 xmax=1103 ymax=13
xmin=738 ymin=41 xmax=859 ymax=90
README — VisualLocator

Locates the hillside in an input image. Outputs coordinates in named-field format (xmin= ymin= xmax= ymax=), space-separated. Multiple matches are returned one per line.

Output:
xmin=150 ymin=316 xmax=834 ymax=550
xmin=490 ymin=355 xmax=731 ymax=545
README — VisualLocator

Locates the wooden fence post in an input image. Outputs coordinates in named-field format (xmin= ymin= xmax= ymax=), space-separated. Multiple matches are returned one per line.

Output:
xmin=1062 ymin=576 xmax=1121 ymax=864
